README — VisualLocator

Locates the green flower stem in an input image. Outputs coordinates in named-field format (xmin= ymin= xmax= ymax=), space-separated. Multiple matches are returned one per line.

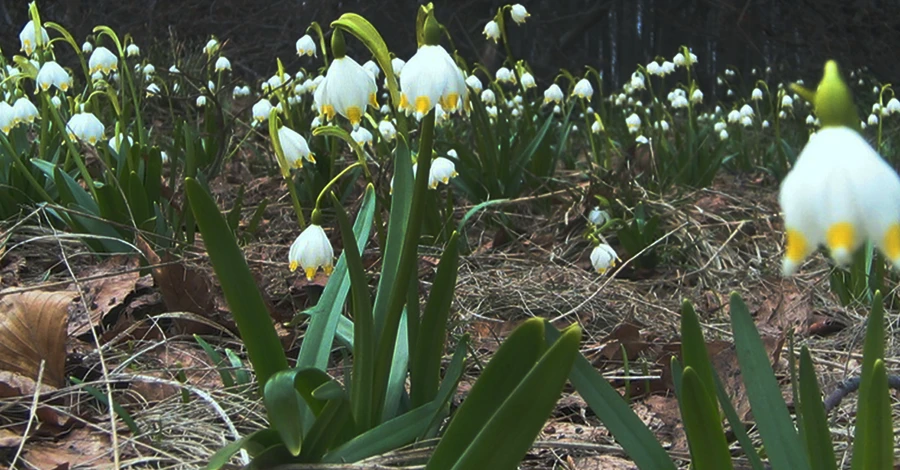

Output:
xmin=0 ymin=133 xmax=54 ymax=203
xmin=372 ymin=108 xmax=435 ymax=422
xmin=314 ymin=161 xmax=364 ymax=211
xmin=286 ymin=173 xmax=307 ymax=229
xmin=580 ymin=100 xmax=601 ymax=168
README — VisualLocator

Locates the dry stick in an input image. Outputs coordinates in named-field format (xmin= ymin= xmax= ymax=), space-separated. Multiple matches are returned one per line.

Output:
xmin=9 ymin=360 xmax=44 ymax=469
xmin=43 ymin=212 xmax=121 ymax=468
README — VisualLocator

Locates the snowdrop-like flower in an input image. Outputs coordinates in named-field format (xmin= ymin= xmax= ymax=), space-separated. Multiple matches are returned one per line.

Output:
xmin=378 ymin=120 xmax=397 ymax=141
xmin=690 ymin=88 xmax=703 ymax=104
xmin=314 ymin=35 xmax=377 ymax=129
xmin=781 ymin=94 xmax=793 ymax=109
xmin=481 ymin=89 xmax=496 ymax=105
xmin=521 ymin=72 xmax=536 ymax=89
xmin=486 ymin=105 xmax=498 ymax=119
xmin=483 ymin=20 xmax=501 ymax=42
xmin=868 ymin=114 xmax=879 ymax=126
xmin=215 ymin=56 xmax=231 ymax=72
xmin=351 ymin=126 xmax=374 ymax=147
xmin=50 ymin=96 xmax=62 ymax=108
xmin=740 ymin=104 xmax=754 ymax=118
xmin=887 ymin=98 xmax=900 ymax=115
xmin=108 ymin=133 xmax=134 ymax=152
xmin=252 ymin=99 xmax=274 ymax=122
xmin=310 ymin=116 xmax=322 ymax=129
xmin=805 ymin=114 xmax=816 ymax=126
xmin=89 ymin=47 xmax=118 ymax=75
xmin=391 ymin=57 xmax=406 ymax=76
xmin=646 ymin=61 xmax=661 ymax=76
xmin=143 ymin=63 xmax=156 ymax=79
xmin=296 ymin=35 xmax=317 ymax=57
xmin=671 ymin=95 xmax=689 ymax=109
xmin=203 ymin=38 xmax=219 ymax=55
xmin=630 ymin=72 xmax=645 ymax=91
xmin=13 ymin=97 xmax=38 ymax=125
xmin=714 ymin=121 xmax=727 ymax=133
xmin=510 ymin=4 xmax=530 ymax=24
xmin=751 ymin=88 xmax=763 ymax=101
xmin=362 ymin=60 xmax=380 ymax=79
xmin=762 ymin=120 xmax=770 ymax=128
xmin=428 ymin=157 xmax=458 ymax=188
xmin=196 ymin=95 xmax=207 ymax=107
xmin=635 ymin=135 xmax=649 ymax=144
xmin=591 ymin=120 xmax=602 ymax=134
xmin=495 ymin=67 xmax=516 ymax=84
xmin=727 ymin=109 xmax=741 ymax=123
xmin=543 ymin=84 xmax=564 ymax=104
xmin=465 ymin=75 xmax=483 ymax=93
xmin=657 ymin=120 xmax=670 ymax=131
xmin=718 ymin=129 xmax=729 ymax=141
xmin=727 ymin=89 xmax=734 ymax=97
xmin=278 ymin=126 xmax=315 ymax=168
xmin=660 ymin=61 xmax=675 ymax=76
xmin=740 ymin=115 xmax=753 ymax=127
xmin=19 ymin=21 xmax=49 ymax=56
xmin=572 ymin=78 xmax=593 ymax=100
xmin=399 ymin=38 xmax=468 ymax=121
xmin=0 ymin=103 xmax=15 ymax=134
xmin=169 ymin=64 xmax=180 ymax=74
xmin=82 ymin=41 xmax=93 ymax=54
xmin=36 ymin=61 xmax=72 ymax=92
xmin=625 ymin=113 xmax=641 ymax=134
xmin=289 ymin=224 xmax=334 ymax=280
xmin=590 ymin=244 xmax=618 ymax=273
xmin=588 ymin=207 xmax=610 ymax=226
xmin=145 ymin=83 xmax=161 ymax=97
xmin=126 ymin=43 xmax=140 ymax=57
xmin=66 ymin=113 xmax=105 ymax=145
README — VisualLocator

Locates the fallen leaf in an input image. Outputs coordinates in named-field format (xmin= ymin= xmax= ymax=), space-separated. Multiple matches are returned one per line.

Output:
xmin=21 ymin=427 xmax=111 ymax=468
xmin=137 ymin=237 xmax=215 ymax=316
xmin=572 ymin=455 xmax=637 ymax=469
xmin=70 ymin=256 xmax=141 ymax=337
xmin=0 ymin=290 xmax=75 ymax=388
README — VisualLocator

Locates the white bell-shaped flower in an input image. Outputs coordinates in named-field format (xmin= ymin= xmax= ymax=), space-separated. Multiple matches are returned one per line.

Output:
xmin=203 ymin=39 xmax=219 ymax=55
xmin=108 ymin=133 xmax=134 ymax=152
xmin=36 ymin=61 xmax=72 ymax=93
xmin=751 ymin=88 xmax=763 ymax=101
xmin=625 ymin=113 xmax=641 ymax=134
xmin=520 ymin=72 xmax=536 ymax=89
xmin=868 ymin=114 xmax=879 ymax=126
xmin=392 ymin=57 xmax=406 ymax=76
xmin=739 ymin=104 xmax=754 ymax=118
xmin=252 ymin=99 xmax=274 ymax=122
xmin=428 ymin=157 xmax=458 ymax=189
xmin=781 ymin=95 xmax=794 ymax=109
xmin=718 ymin=129 xmax=729 ymax=141
xmin=635 ymin=135 xmax=649 ymax=144
xmin=19 ymin=21 xmax=49 ymax=56
xmin=543 ymin=84 xmax=564 ymax=104
xmin=588 ymin=207 xmax=610 ymax=226
xmin=314 ymin=55 xmax=377 ymax=129
xmin=13 ymin=97 xmax=38 ymax=125
xmin=89 ymin=47 xmax=119 ymax=75
xmin=780 ymin=126 xmax=900 ymax=275
xmin=572 ymin=79 xmax=593 ymax=100
xmin=714 ymin=122 xmax=727 ymax=133
xmin=660 ymin=61 xmax=675 ymax=75
xmin=362 ymin=60 xmax=380 ymax=79
xmin=590 ymin=244 xmax=618 ymax=273
xmin=351 ymin=126 xmax=374 ymax=147
xmin=146 ymin=83 xmax=161 ymax=97
xmin=465 ymin=75 xmax=483 ymax=93
xmin=727 ymin=109 xmax=741 ymax=123
xmin=66 ymin=112 xmax=105 ymax=145
xmin=0 ymin=102 xmax=15 ymax=134
xmin=215 ymin=57 xmax=231 ymax=72
xmin=82 ymin=42 xmax=93 ymax=54
xmin=495 ymin=67 xmax=516 ymax=84
xmin=378 ymin=120 xmax=397 ymax=141
xmin=510 ymin=4 xmax=530 ymax=24
xmin=886 ymin=98 xmax=900 ymax=115
xmin=196 ymin=95 xmax=207 ymax=107
xmin=690 ymin=89 xmax=703 ymax=104
xmin=289 ymin=224 xmax=334 ymax=280
xmin=646 ymin=61 xmax=661 ymax=76
xmin=481 ymin=89 xmax=496 ymax=105
xmin=296 ymin=35 xmax=317 ymax=57
xmin=399 ymin=44 xmax=467 ymax=120
xmin=483 ymin=20 xmax=501 ymax=42
xmin=126 ymin=44 xmax=140 ymax=57
xmin=278 ymin=126 xmax=315 ymax=168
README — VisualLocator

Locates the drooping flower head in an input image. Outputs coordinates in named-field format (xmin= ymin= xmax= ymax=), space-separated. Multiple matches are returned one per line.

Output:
xmin=289 ymin=223 xmax=334 ymax=280
xmin=313 ymin=29 xmax=377 ymax=129
xmin=399 ymin=13 xmax=468 ymax=121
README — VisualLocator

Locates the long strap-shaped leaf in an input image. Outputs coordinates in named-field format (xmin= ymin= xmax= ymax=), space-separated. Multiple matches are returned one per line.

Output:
xmin=852 ymin=291 xmax=891 ymax=470
xmin=680 ymin=367 xmax=734 ymax=470
xmin=798 ymin=347 xmax=836 ymax=470
xmin=729 ymin=293 xmax=810 ymax=470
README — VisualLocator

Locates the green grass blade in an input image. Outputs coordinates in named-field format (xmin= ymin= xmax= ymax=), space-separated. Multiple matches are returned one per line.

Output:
xmin=856 ymin=359 xmax=892 ymax=470
xmin=798 ymin=347 xmax=836 ymax=470
xmin=321 ymin=400 xmax=439 ymax=463
xmin=71 ymin=377 xmax=141 ymax=436
xmin=299 ymin=398 xmax=353 ymax=461
xmin=853 ymin=291 xmax=888 ymax=470
xmin=680 ymin=367 xmax=734 ymax=470
xmin=185 ymin=177 xmax=288 ymax=390
xmin=194 ymin=334 xmax=235 ymax=388
xmin=225 ymin=349 xmax=251 ymax=386
xmin=729 ymin=292 xmax=810 ymax=470
xmin=206 ymin=428 xmax=281 ymax=470
xmin=712 ymin=370 xmax=766 ymax=470
xmin=680 ymin=300 xmax=719 ymax=416
xmin=547 ymin=325 xmax=675 ymax=470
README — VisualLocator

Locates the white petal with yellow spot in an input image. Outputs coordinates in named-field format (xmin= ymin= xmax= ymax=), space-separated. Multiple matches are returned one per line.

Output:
xmin=313 ymin=56 xmax=377 ymax=129
xmin=289 ymin=224 xmax=334 ymax=280
xmin=399 ymin=45 xmax=467 ymax=121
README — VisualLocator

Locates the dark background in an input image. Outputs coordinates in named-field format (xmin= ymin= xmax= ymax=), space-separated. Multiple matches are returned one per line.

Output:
xmin=3 ymin=0 xmax=899 ymax=92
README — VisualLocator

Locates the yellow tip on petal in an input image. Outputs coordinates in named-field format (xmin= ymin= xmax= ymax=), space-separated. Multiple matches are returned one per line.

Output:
xmin=323 ymin=264 xmax=334 ymax=276
xmin=307 ymin=153 xmax=316 ymax=164
xmin=826 ymin=222 xmax=855 ymax=264
xmin=399 ymin=93 xmax=409 ymax=110
xmin=882 ymin=223 xmax=900 ymax=264
xmin=415 ymin=96 xmax=431 ymax=115
xmin=784 ymin=228 xmax=810 ymax=267
xmin=441 ymin=93 xmax=459 ymax=112
xmin=289 ymin=261 xmax=299 ymax=272
xmin=322 ymin=105 xmax=336 ymax=121
xmin=369 ymin=93 xmax=378 ymax=107
xmin=347 ymin=106 xmax=362 ymax=126
xmin=293 ymin=160 xmax=303 ymax=169
xmin=304 ymin=267 xmax=316 ymax=280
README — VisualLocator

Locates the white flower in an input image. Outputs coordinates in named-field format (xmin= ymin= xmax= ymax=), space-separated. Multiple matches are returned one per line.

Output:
xmin=873 ymin=103 xmax=883 ymax=115
xmin=289 ymin=224 xmax=334 ymax=280
xmin=143 ymin=63 xmax=156 ymax=78
xmin=868 ymin=114 xmax=879 ymax=126
xmin=657 ymin=120 xmax=670 ymax=131
xmin=36 ymin=61 xmax=72 ymax=92
xmin=521 ymin=72 xmax=536 ymax=89
xmin=552 ymin=105 xmax=561 ymax=115
xmin=781 ymin=95 xmax=793 ymax=109
xmin=625 ymin=113 xmax=641 ymax=133
xmin=673 ymin=52 xmax=686 ymax=66
xmin=483 ymin=20 xmax=501 ymax=42
xmin=630 ymin=72 xmax=645 ymax=90
xmin=590 ymin=244 xmax=618 ymax=273
xmin=215 ymin=56 xmax=231 ymax=72
xmin=646 ymin=61 xmax=661 ymax=76
xmin=13 ymin=97 xmax=38 ymax=124
xmin=762 ymin=120 xmax=770 ymax=128
xmin=447 ymin=149 xmax=458 ymax=158
xmin=378 ymin=120 xmax=397 ymax=141
xmin=719 ymin=129 xmax=729 ymax=141
xmin=543 ymin=84 xmax=564 ymax=104
xmin=727 ymin=89 xmax=734 ymax=97
xmin=314 ymin=55 xmax=377 ymax=129
xmin=572 ymin=78 xmax=593 ymax=100
xmin=495 ymin=67 xmax=516 ymax=84
xmin=50 ymin=96 xmax=62 ymax=108
xmin=466 ymin=75 xmax=483 ymax=93
xmin=671 ymin=95 xmax=688 ymax=109
xmin=740 ymin=115 xmax=753 ymax=127
xmin=296 ymin=35 xmax=317 ymax=57
xmin=480 ymin=89 xmax=496 ymax=105
xmin=203 ymin=38 xmax=219 ymax=55
xmin=751 ymin=88 xmax=763 ymax=101
xmin=108 ymin=133 xmax=134 ymax=152
xmin=145 ymin=83 xmax=161 ymax=97
xmin=660 ymin=61 xmax=675 ymax=75
xmin=19 ymin=21 xmax=49 ymax=56
xmin=510 ymin=4 xmax=530 ymax=24
xmin=392 ymin=57 xmax=406 ymax=76
xmin=82 ymin=41 xmax=93 ymax=54
xmin=399 ymin=44 xmax=467 ymax=121
xmin=740 ymin=104 xmax=754 ymax=118
xmin=169 ymin=64 xmax=180 ymax=74
xmin=89 ymin=47 xmax=118 ymax=75
xmin=252 ymin=99 xmax=274 ymax=122
xmin=714 ymin=121 xmax=727 ymax=132
xmin=0 ymin=102 xmax=15 ymax=134
xmin=486 ymin=105 xmax=498 ymax=118
xmin=780 ymin=127 xmax=900 ymax=275
xmin=588 ymin=207 xmax=610 ymax=226
xmin=196 ymin=95 xmax=207 ymax=107
xmin=351 ymin=126 xmax=374 ymax=147
xmin=690 ymin=89 xmax=703 ymax=104
xmin=278 ymin=126 xmax=314 ymax=169
xmin=727 ymin=109 xmax=741 ymax=123
xmin=570 ymin=124 xmax=577 ymax=131
xmin=887 ymin=98 xmax=900 ymax=115
xmin=591 ymin=120 xmax=602 ymax=134
xmin=805 ymin=114 xmax=816 ymax=126
xmin=429 ymin=157 xmax=458 ymax=188
xmin=635 ymin=135 xmax=649 ymax=144
xmin=363 ymin=60 xmax=380 ymax=79
xmin=66 ymin=113 xmax=105 ymax=145
xmin=310 ymin=115 xmax=322 ymax=129
xmin=126 ymin=43 xmax=140 ymax=57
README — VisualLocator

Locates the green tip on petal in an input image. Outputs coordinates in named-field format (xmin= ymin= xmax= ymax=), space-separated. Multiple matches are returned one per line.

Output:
xmin=793 ymin=60 xmax=859 ymax=131
xmin=331 ymin=28 xmax=346 ymax=59
xmin=423 ymin=12 xmax=441 ymax=46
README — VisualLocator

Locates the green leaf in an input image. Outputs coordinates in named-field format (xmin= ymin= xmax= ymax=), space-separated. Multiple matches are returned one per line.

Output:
xmin=680 ymin=300 xmax=718 ymax=416
xmin=680 ymin=367 xmax=734 ymax=470
xmin=71 ymin=377 xmax=141 ymax=436
xmin=729 ymin=293 xmax=810 ymax=470
xmin=798 ymin=347 xmax=836 ymax=470
xmin=856 ymin=359 xmax=892 ymax=470
xmin=299 ymin=398 xmax=353 ymax=461
xmin=410 ymin=232 xmax=459 ymax=407
xmin=547 ymin=325 xmax=675 ymax=470
xmin=206 ymin=428 xmax=281 ymax=470
xmin=852 ymin=291 xmax=889 ymax=470
xmin=225 ymin=348 xmax=251 ymax=386
xmin=711 ymin=371 xmax=766 ymax=470
xmin=263 ymin=369 xmax=306 ymax=456
xmin=435 ymin=323 xmax=581 ymax=470
xmin=185 ymin=177 xmax=288 ymax=390
xmin=194 ymin=334 xmax=235 ymax=388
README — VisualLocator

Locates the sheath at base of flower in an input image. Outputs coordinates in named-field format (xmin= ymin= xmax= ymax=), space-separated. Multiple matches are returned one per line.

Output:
xmin=313 ymin=30 xmax=377 ymax=129
xmin=278 ymin=126 xmax=315 ymax=169
xmin=399 ymin=15 xmax=468 ymax=122
xmin=289 ymin=224 xmax=334 ymax=281
xmin=780 ymin=60 xmax=900 ymax=276
xmin=590 ymin=244 xmax=618 ymax=274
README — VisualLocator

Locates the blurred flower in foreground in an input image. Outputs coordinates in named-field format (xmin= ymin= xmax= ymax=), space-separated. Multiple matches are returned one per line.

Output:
xmin=289 ymin=224 xmax=334 ymax=280
xmin=590 ymin=244 xmax=618 ymax=274
xmin=780 ymin=60 xmax=900 ymax=276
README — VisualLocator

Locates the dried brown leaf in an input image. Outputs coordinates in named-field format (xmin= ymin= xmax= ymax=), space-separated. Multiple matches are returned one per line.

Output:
xmin=0 ymin=291 xmax=75 ymax=388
